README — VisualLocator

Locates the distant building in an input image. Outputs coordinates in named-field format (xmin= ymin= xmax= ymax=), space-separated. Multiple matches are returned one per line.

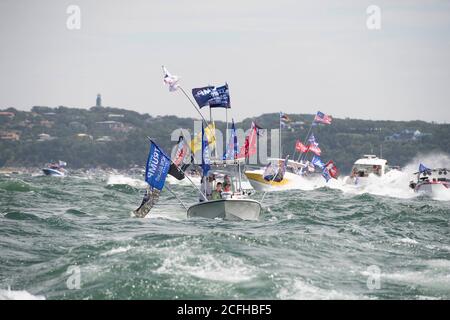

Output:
xmin=76 ymin=133 xmax=93 ymax=140
xmin=96 ymin=94 xmax=102 ymax=107
xmin=385 ymin=129 xmax=432 ymax=142
xmin=0 ymin=131 xmax=20 ymax=141
xmin=96 ymin=136 xmax=113 ymax=142
xmin=108 ymin=114 xmax=124 ymax=118
xmin=0 ymin=112 xmax=15 ymax=118
xmin=37 ymin=133 xmax=56 ymax=142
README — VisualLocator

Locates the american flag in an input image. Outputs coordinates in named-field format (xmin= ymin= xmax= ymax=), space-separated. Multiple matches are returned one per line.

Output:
xmin=314 ymin=111 xmax=332 ymax=125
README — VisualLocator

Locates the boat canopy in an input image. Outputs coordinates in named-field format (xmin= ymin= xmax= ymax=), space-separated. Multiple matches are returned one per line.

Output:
xmin=354 ymin=155 xmax=387 ymax=166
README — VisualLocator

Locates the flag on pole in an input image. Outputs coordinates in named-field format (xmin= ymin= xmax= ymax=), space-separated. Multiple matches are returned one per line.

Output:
xmin=322 ymin=168 xmax=332 ymax=182
xmin=162 ymin=66 xmax=179 ymax=92
xmin=145 ymin=140 xmax=171 ymax=190
xmin=324 ymin=160 xmax=339 ymax=179
xmin=314 ymin=111 xmax=332 ymax=125
xmin=311 ymin=155 xmax=325 ymax=169
xmin=308 ymin=134 xmax=318 ymax=146
xmin=209 ymin=83 xmax=230 ymax=108
xmin=238 ymin=122 xmax=259 ymax=159
xmin=308 ymin=144 xmax=322 ymax=156
xmin=419 ymin=163 xmax=430 ymax=173
xmin=295 ymin=140 xmax=308 ymax=153
xmin=192 ymin=84 xmax=230 ymax=109
xmin=201 ymin=125 xmax=211 ymax=177
xmin=280 ymin=112 xmax=291 ymax=128
xmin=172 ymin=135 xmax=188 ymax=167
xmin=189 ymin=123 xmax=216 ymax=153
xmin=224 ymin=119 xmax=239 ymax=160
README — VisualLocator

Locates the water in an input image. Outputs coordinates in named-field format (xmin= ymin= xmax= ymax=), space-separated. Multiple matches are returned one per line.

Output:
xmin=0 ymin=160 xmax=449 ymax=300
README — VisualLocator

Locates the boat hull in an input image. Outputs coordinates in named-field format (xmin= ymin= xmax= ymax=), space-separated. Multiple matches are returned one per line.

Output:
xmin=415 ymin=181 xmax=449 ymax=197
xmin=187 ymin=199 xmax=261 ymax=221
xmin=42 ymin=168 xmax=65 ymax=176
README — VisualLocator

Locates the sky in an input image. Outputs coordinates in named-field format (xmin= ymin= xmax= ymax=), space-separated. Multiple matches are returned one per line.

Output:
xmin=0 ymin=0 xmax=449 ymax=123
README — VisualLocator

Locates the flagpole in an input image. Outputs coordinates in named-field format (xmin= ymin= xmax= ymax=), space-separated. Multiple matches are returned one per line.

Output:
xmin=164 ymin=184 xmax=188 ymax=210
xmin=178 ymin=86 xmax=210 ymax=128
xmin=279 ymin=112 xmax=282 ymax=159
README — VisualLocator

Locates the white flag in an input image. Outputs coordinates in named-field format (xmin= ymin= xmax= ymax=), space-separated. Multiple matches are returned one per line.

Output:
xmin=162 ymin=65 xmax=179 ymax=92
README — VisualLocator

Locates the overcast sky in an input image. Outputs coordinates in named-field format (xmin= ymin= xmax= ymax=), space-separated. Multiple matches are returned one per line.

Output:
xmin=0 ymin=0 xmax=449 ymax=122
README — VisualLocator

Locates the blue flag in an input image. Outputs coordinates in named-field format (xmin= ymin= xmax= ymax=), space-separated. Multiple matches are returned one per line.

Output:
xmin=192 ymin=86 xmax=215 ymax=108
xmin=223 ymin=119 xmax=238 ymax=160
xmin=311 ymin=155 xmax=324 ymax=169
xmin=419 ymin=163 xmax=430 ymax=173
xmin=145 ymin=141 xmax=171 ymax=190
xmin=192 ymin=84 xmax=230 ymax=109
xmin=308 ymin=134 xmax=318 ymax=146
xmin=209 ymin=84 xmax=230 ymax=108
xmin=201 ymin=125 xmax=211 ymax=176
xmin=322 ymin=167 xmax=331 ymax=182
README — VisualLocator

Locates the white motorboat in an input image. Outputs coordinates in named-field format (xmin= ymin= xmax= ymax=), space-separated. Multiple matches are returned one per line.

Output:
xmin=187 ymin=198 xmax=261 ymax=220
xmin=42 ymin=161 xmax=67 ymax=177
xmin=409 ymin=167 xmax=449 ymax=197
xmin=344 ymin=155 xmax=391 ymax=186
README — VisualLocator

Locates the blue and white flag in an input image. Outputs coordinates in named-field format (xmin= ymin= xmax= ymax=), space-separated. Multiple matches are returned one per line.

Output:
xmin=223 ymin=119 xmax=238 ymax=160
xmin=192 ymin=84 xmax=230 ymax=109
xmin=209 ymin=84 xmax=230 ymax=108
xmin=308 ymin=134 xmax=318 ymax=146
xmin=145 ymin=141 xmax=171 ymax=190
xmin=192 ymin=86 xmax=215 ymax=108
xmin=322 ymin=167 xmax=331 ymax=182
xmin=419 ymin=163 xmax=430 ymax=173
xmin=311 ymin=155 xmax=324 ymax=169
xmin=201 ymin=125 xmax=211 ymax=176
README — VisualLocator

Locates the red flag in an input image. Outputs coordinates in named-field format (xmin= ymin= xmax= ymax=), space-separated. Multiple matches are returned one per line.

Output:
xmin=325 ymin=160 xmax=339 ymax=179
xmin=295 ymin=140 xmax=308 ymax=153
xmin=308 ymin=144 xmax=321 ymax=156
xmin=239 ymin=122 xmax=257 ymax=158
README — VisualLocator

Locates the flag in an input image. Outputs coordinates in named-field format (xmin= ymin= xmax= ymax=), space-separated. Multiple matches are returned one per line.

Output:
xmin=238 ymin=121 xmax=259 ymax=159
xmin=162 ymin=66 xmax=179 ymax=92
xmin=314 ymin=111 xmax=332 ymax=125
xmin=189 ymin=122 xmax=216 ymax=153
xmin=192 ymin=84 xmax=230 ymax=109
xmin=280 ymin=112 xmax=291 ymax=128
xmin=295 ymin=140 xmax=308 ymax=153
xmin=145 ymin=140 xmax=171 ymax=190
xmin=58 ymin=160 xmax=67 ymax=167
xmin=201 ymin=125 xmax=210 ymax=177
xmin=224 ymin=119 xmax=238 ymax=160
xmin=311 ymin=155 xmax=324 ymax=169
xmin=419 ymin=163 xmax=430 ymax=173
xmin=209 ymin=83 xmax=230 ymax=108
xmin=173 ymin=136 xmax=188 ymax=167
xmin=308 ymin=134 xmax=318 ymax=146
xmin=324 ymin=160 xmax=339 ymax=179
xmin=322 ymin=168 xmax=332 ymax=182
xmin=308 ymin=144 xmax=322 ymax=156
xmin=192 ymin=86 xmax=215 ymax=108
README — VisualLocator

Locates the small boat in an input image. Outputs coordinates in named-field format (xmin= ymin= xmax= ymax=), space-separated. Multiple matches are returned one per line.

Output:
xmin=344 ymin=155 xmax=391 ymax=186
xmin=244 ymin=158 xmax=304 ymax=192
xmin=409 ymin=167 xmax=449 ymax=197
xmin=188 ymin=159 xmax=262 ymax=221
xmin=42 ymin=161 xmax=67 ymax=177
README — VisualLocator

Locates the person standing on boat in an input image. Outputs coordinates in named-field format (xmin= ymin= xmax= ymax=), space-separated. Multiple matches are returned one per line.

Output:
xmin=222 ymin=182 xmax=232 ymax=199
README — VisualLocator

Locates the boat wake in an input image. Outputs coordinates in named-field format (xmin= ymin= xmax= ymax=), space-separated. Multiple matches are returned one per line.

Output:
xmin=106 ymin=174 xmax=147 ymax=189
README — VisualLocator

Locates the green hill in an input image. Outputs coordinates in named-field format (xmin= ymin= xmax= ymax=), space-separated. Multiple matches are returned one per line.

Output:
xmin=0 ymin=106 xmax=448 ymax=173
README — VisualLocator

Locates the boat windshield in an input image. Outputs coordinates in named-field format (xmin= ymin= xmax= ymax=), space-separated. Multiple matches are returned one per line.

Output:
xmin=352 ymin=164 xmax=383 ymax=177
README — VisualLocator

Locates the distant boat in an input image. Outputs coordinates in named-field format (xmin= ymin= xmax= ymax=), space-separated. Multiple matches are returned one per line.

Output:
xmin=42 ymin=161 xmax=67 ymax=177
xmin=409 ymin=167 xmax=449 ymax=197
xmin=344 ymin=155 xmax=392 ymax=186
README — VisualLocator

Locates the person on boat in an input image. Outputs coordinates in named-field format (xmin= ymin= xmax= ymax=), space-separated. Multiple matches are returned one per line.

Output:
xmin=211 ymin=182 xmax=223 ymax=200
xmin=223 ymin=174 xmax=234 ymax=192
xmin=222 ymin=182 xmax=232 ymax=199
